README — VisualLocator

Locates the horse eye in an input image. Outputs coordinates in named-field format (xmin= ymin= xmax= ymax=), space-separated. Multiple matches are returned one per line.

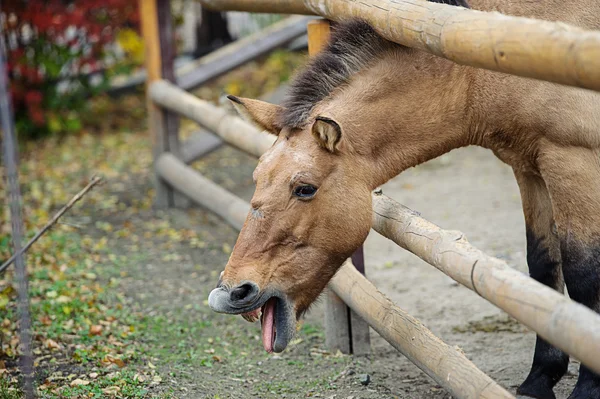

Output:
xmin=293 ymin=185 xmax=318 ymax=198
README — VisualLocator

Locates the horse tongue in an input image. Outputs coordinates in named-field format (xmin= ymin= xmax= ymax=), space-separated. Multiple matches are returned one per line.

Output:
xmin=261 ymin=298 xmax=276 ymax=353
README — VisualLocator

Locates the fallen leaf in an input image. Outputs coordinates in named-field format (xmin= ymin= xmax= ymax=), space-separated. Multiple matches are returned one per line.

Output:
xmin=70 ymin=378 xmax=90 ymax=386
xmin=102 ymin=386 xmax=120 ymax=394
xmin=89 ymin=325 xmax=103 ymax=336
xmin=56 ymin=295 xmax=71 ymax=304
xmin=45 ymin=339 xmax=61 ymax=350
xmin=106 ymin=355 xmax=125 ymax=368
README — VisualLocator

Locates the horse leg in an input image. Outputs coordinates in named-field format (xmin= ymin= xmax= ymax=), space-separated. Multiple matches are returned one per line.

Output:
xmin=514 ymin=171 xmax=569 ymax=399
xmin=539 ymin=144 xmax=600 ymax=399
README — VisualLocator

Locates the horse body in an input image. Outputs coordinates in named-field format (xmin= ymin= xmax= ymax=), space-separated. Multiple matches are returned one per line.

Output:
xmin=208 ymin=1 xmax=600 ymax=398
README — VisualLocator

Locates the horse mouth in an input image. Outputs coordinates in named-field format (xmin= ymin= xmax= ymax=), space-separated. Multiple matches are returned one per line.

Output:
xmin=241 ymin=296 xmax=293 ymax=353
xmin=207 ymin=287 xmax=295 ymax=353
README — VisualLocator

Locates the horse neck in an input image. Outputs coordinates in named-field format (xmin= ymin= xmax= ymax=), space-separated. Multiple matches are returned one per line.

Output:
xmin=321 ymin=49 xmax=473 ymax=189
xmin=469 ymin=0 xmax=600 ymax=29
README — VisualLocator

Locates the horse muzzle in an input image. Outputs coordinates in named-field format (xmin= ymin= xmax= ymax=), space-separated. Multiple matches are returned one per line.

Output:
xmin=207 ymin=283 xmax=297 ymax=353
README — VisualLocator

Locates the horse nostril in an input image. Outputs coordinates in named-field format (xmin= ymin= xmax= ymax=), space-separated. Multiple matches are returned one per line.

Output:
xmin=230 ymin=282 xmax=258 ymax=303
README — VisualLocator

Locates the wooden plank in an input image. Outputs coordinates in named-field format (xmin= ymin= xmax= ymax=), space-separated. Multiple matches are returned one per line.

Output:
xmin=157 ymin=0 xmax=188 ymax=208
xmin=307 ymin=18 xmax=352 ymax=355
xmin=179 ymin=85 xmax=289 ymax=165
xmin=156 ymin=153 xmax=249 ymax=230
xmin=324 ymin=288 xmax=351 ymax=354
xmin=331 ymin=263 xmax=514 ymax=399
xmin=181 ymin=131 xmax=224 ymax=164
xmin=140 ymin=0 xmax=171 ymax=207
xmin=199 ymin=0 xmax=600 ymax=92
xmin=179 ymin=16 xmax=312 ymax=91
xmin=150 ymin=80 xmax=276 ymax=156
xmin=349 ymin=247 xmax=371 ymax=356
xmin=307 ymin=19 xmax=331 ymax=55
xmin=155 ymin=153 xmax=513 ymax=399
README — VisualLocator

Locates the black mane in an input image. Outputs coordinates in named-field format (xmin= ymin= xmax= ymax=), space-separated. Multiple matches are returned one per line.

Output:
xmin=277 ymin=20 xmax=393 ymax=129
xmin=276 ymin=0 xmax=469 ymax=129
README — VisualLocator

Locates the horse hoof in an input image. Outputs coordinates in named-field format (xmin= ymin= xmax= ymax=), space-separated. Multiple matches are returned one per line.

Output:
xmin=517 ymin=378 xmax=557 ymax=399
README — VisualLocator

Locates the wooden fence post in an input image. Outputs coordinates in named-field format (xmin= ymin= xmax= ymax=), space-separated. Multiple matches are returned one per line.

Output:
xmin=349 ymin=247 xmax=371 ymax=355
xmin=140 ymin=0 xmax=188 ymax=208
xmin=307 ymin=19 xmax=371 ymax=355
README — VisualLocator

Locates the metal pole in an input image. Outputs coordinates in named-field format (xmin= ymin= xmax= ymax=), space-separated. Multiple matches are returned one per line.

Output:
xmin=0 ymin=15 xmax=36 ymax=398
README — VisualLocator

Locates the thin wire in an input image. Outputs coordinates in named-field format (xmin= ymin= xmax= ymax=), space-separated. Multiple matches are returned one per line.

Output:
xmin=0 ymin=6 xmax=36 ymax=397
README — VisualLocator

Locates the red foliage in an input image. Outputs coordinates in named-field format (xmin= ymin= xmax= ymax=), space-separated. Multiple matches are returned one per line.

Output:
xmin=3 ymin=0 xmax=140 ymax=136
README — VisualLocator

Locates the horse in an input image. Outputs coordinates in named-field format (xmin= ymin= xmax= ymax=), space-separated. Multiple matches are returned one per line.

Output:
xmin=207 ymin=0 xmax=600 ymax=397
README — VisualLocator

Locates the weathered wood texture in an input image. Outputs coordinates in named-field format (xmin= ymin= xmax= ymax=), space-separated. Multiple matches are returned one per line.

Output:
xmin=150 ymin=83 xmax=600 ymax=373
xmin=349 ymin=247 xmax=371 ymax=356
xmin=156 ymin=153 xmax=249 ymax=229
xmin=140 ymin=0 xmax=170 ymax=207
xmin=155 ymin=152 xmax=512 ymax=399
xmin=180 ymin=84 xmax=291 ymax=165
xmin=140 ymin=0 xmax=187 ymax=207
xmin=199 ymin=0 xmax=600 ymax=92
xmin=331 ymin=262 xmax=513 ymax=399
xmin=371 ymin=193 xmax=600 ymax=375
xmin=323 ymin=288 xmax=351 ymax=354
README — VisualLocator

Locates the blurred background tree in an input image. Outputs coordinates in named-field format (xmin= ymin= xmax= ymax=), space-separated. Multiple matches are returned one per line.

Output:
xmin=3 ymin=0 xmax=142 ymax=139
xmin=2 ymin=1 xmax=300 ymax=141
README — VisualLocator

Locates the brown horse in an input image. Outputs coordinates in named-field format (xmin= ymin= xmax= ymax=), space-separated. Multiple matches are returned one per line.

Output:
xmin=207 ymin=0 xmax=600 ymax=397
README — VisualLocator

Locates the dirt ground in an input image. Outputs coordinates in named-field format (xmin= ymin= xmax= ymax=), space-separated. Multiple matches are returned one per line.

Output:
xmin=135 ymin=143 xmax=580 ymax=398
xmin=2 ymin=110 xmax=582 ymax=398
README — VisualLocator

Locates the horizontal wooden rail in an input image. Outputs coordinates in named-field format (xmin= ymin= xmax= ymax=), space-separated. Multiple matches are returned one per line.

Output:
xmin=372 ymin=193 xmax=600 ymax=375
xmin=331 ymin=263 xmax=512 ymax=399
xmin=178 ymin=15 xmax=313 ymax=90
xmin=150 ymin=80 xmax=275 ymax=157
xmin=156 ymin=153 xmax=249 ymax=228
xmin=180 ymin=132 xmax=224 ymax=164
xmin=198 ymin=0 xmax=600 ymax=92
xmin=111 ymin=15 xmax=312 ymax=94
xmin=155 ymin=152 xmax=512 ymax=398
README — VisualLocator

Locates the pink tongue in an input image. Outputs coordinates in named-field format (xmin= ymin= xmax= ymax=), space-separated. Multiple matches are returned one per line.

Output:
xmin=261 ymin=298 xmax=276 ymax=353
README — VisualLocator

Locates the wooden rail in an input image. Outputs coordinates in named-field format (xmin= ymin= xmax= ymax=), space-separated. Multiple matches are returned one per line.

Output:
xmin=198 ymin=0 xmax=600 ymax=92
xmin=178 ymin=15 xmax=313 ymax=91
xmin=154 ymin=152 xmax=514 ymax=399
xmin=140 ymin=0 xmax=187 ymax=207
xmin=149 ymin=79 xmax=600 ymax=375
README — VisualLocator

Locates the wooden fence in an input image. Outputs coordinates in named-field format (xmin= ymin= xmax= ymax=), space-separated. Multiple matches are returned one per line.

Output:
xmin=141 ymin=0 xmax=600 ymax=397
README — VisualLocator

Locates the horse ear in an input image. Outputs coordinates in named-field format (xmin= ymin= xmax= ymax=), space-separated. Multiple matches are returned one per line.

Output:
xmin=312 ymin=116 xmax=342 ymax=152
xmin=227 ymin=95 xmax=283 ymax=135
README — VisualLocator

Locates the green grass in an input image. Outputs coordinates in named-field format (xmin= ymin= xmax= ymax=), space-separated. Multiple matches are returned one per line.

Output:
xmin=0 ymin=377 xmax=22 ymax=399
